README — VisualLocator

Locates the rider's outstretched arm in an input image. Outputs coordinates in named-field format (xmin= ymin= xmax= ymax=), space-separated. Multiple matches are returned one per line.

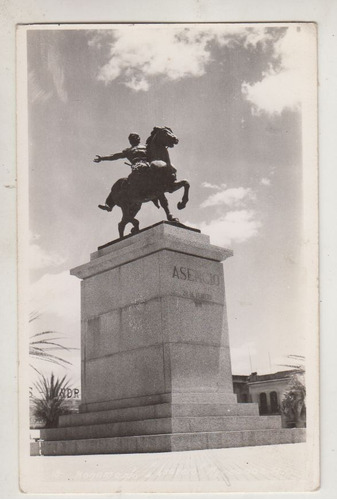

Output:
xmin=94 ymin=152 xmax=125 ymax=163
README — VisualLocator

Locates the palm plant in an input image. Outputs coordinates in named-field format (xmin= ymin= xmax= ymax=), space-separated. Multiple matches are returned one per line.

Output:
xmin=29 ymin=331 xmax=73 ymax=371
xmin=29 ymin=312 xmax=75 ymax=373
xmin=31 ymin=373 xmax=71 ymax=428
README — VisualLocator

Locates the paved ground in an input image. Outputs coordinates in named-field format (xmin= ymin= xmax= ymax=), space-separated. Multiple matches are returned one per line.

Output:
xmin=21 ymin=443 xmax=317 ymax=494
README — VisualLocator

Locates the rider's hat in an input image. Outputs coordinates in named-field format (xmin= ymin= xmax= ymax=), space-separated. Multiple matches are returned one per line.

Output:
xmin=128 ymin=133 xmax=140 ymax=141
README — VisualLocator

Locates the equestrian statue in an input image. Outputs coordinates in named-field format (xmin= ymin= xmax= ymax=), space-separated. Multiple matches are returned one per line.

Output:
xmin=94 ymin=127 xmax=190 ymax=238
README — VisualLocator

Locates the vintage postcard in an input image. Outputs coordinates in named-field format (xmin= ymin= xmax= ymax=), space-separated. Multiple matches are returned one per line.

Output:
xmin=17 ymin=22 xmax=319 ymax=494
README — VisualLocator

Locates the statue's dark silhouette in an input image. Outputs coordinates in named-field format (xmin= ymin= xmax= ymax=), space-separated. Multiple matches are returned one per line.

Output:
xmin=94 ymin=127 xmax=190 ymax=238
xmin=94 ymin=133 xmax=147 ymax=170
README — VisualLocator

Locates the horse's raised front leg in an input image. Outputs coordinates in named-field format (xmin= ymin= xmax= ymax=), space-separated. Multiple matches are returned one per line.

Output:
xmin=158 ymin=194 xmax=179 ymax=222
xmin=167 ymin=180 xmax=190 ymax=210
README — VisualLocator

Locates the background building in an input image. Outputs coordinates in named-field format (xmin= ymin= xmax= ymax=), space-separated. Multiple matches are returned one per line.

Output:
xmin=233 ymin=370 xmax=305 ymax=427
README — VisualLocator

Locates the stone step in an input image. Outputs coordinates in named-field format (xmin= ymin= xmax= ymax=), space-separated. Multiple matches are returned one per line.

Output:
xmin=173 ymin=403 xmax=259 ymax=417
xmin=59 ymin=402 xmax=259 ymax=428
xmin=82 ymin=392 xmax=238 ymax=413
xmin=41 ymin=415 xmax=281 ymax=442
xmin=40 ymin=428 xmax=306 ymax=456
xmin=170 ymin=393 xmax=238 ymax=405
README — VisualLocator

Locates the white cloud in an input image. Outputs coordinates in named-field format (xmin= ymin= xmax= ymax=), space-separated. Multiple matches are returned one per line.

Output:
xmin=188 ymin=210 xmax=261 ymax=247
xmin=30 ymin=271 xmax=80 ymax=339
xmin=90 ymin=25 xmax=282 ymax=92
xmin=29 ymin=271 xmax=81 ymax=384
xmin=30 ymin=243 xmax=65 ymax=270
xmin=29 ymin=70 xmax=53 ymax=104
xmin=230 ymin=341 xmax=258 ymax=375
xmin=125 ymin=76 xmax=150 ymax=92
xmin=201 ymin=186 xmax=255 ymax=208
xmin=199 ymin=183 xmax=259 ymax=243
xmin=29 ymin=46 xmax=68 ymax=104
xmin=94 ymin=28 xmax=212 ymax=91
xmin=202 ymin=181 xmax=225 ymax=190
xmin=30 ymin=233 xmax=65 ymax=271
xmin=47 ymin=46 xmax=68 ymax=103
xmin=242 ymin=25 xmax=313 ymax=114
xmin=242 ymin=28 xmax=275 ymax=49
xmin=261 ymin=177 xmax=271 ymax=186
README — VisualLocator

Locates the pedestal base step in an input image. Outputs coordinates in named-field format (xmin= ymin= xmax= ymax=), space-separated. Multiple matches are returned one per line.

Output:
xmin=41 ymin=415 xmax=282 ymax=442
xmin=81 ymin=392 xmax=238 ymax=413
xmin=39 ymin=428 xmax=306 ymax=456
xmin=59 ymin=402 xmax=259 ymax=428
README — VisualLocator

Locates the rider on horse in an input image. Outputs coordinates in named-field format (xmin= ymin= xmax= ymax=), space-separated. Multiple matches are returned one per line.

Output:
xmin=94 ymin=133 xmax=154 ymax=212
xmin=94 ymin=133 xmax=147 ymax=168
xmin=93 ymin=127 xmax=189 ymax=237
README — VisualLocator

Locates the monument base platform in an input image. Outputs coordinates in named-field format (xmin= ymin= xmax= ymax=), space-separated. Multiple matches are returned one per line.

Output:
xmin=40 ymin=429 xmax=305 ymax=456
xmin=38 ymin=400 xmax=305 ymax=456
xmin=36 ymin=223 xmax=305 ymax=456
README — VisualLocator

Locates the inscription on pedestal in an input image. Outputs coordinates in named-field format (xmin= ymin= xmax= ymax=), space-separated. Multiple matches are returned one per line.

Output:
xmin=172 ymin=266 xmax=220 ymax=286
xmin=182 ymin=290 xmax=213 ymax=304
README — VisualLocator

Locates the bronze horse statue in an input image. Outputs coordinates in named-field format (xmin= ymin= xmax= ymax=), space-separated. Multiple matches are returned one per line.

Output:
xmin=102 ymin=127 xmax=190 ymax=238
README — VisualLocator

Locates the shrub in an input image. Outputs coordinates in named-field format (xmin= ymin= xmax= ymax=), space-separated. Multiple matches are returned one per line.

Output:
xmin=280 ymin=373 xmax=306 ymax=428
xmin=31 ymin=373 xmax=71 ymax=428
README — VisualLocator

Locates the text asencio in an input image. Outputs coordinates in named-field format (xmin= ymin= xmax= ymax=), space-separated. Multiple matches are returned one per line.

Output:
xmin=172 ymin=266 xmax=220 ymax=286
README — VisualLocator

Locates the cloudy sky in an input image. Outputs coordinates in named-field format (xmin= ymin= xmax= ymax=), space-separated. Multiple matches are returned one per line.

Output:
xmin=26 ymin=23 xmax=314 ymax=387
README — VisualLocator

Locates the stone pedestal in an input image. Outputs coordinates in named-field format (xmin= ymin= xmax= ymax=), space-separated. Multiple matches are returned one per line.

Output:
xmin=77 ymin=222 xmax=234 ymax=412
xmin=39 ymin=222 xmax=305 ymax=455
